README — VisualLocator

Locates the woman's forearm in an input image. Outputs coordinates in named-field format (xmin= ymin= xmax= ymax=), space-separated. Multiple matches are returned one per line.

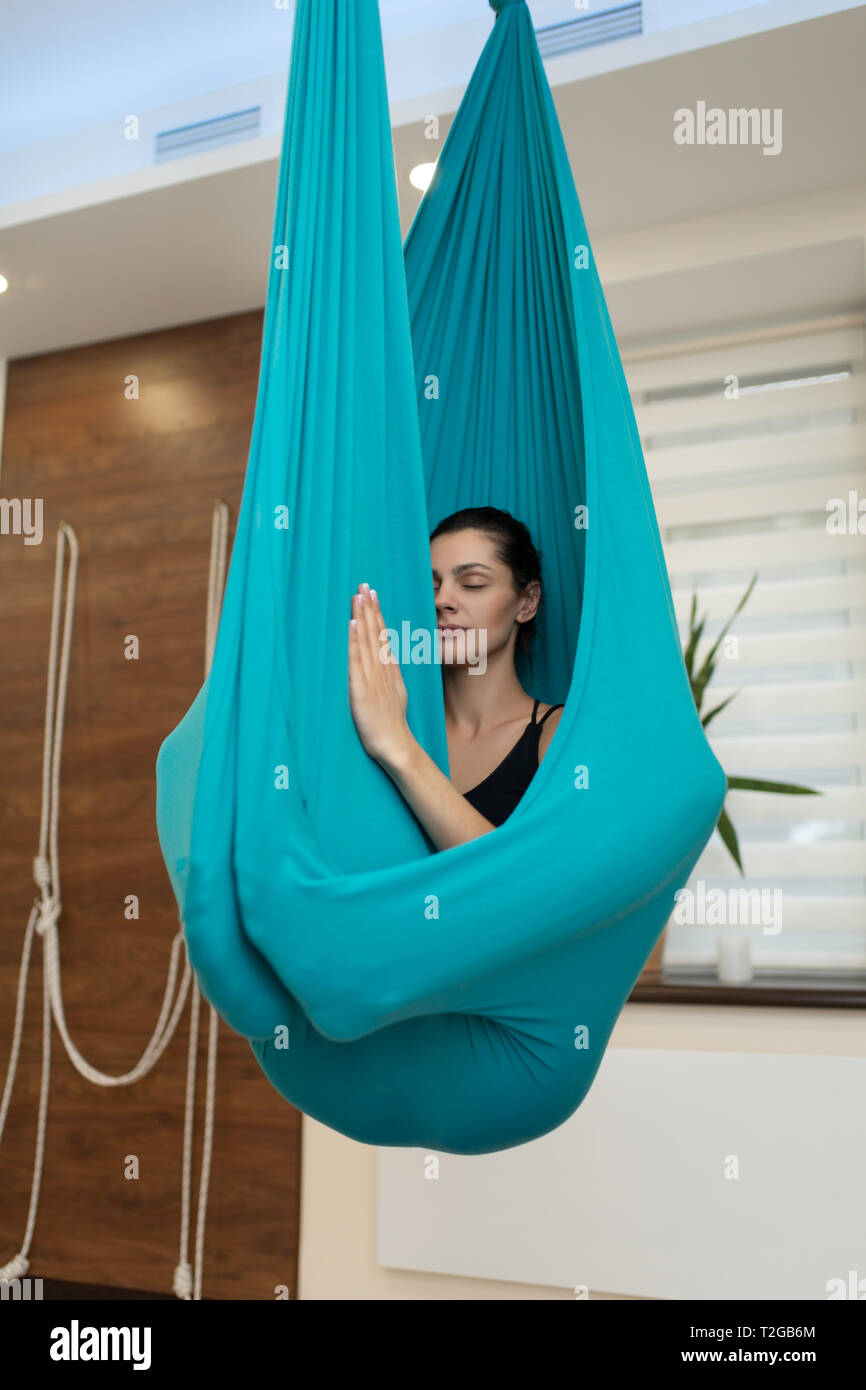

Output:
xmin=380 ymin=736 xmax=496 ymax=851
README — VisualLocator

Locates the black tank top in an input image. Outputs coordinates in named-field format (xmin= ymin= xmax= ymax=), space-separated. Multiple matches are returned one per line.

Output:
xmin=461 ymin=699 xmax=564 ymax=827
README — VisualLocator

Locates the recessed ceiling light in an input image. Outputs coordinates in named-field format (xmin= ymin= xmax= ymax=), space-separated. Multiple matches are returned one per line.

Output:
xmin=409 ymin=162 xmax=437 ymax=192
xmin=0 ymin=275 xmax=8 ymax=294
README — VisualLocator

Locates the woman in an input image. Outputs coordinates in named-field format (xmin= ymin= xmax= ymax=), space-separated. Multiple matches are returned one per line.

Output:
xmin=348 ymin=506 xmax=564 ymax=851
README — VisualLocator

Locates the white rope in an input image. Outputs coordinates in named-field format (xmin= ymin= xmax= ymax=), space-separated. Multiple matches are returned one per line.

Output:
xmin=0 ymin=909 xmax=52 ymax=1282
xmin=1 ymin=503 xmax=231 ymax=1300
xmin=175 ymin=499 xmax=229 ymax=1300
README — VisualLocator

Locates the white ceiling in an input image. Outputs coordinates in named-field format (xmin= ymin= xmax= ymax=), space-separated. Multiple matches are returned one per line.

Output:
xmin=1 ymin=3 xmax=864 ymax=362
xmin=0 ymin=0 xmax=494 ymax=155
xmin=0 ymin=0 xmax=809 ymax=157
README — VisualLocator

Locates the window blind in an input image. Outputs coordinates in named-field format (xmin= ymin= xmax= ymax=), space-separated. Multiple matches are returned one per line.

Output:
xmin=624 ymin=316 xmax=866 ymax=986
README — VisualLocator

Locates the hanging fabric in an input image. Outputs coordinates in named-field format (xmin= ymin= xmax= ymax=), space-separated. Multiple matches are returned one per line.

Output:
xmin=155 ymin=0 xmax=726 ymax=1155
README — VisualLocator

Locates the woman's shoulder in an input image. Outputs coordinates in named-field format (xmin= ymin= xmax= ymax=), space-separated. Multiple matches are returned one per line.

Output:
xmin=536 ymin=700 xmax=565 ymax=758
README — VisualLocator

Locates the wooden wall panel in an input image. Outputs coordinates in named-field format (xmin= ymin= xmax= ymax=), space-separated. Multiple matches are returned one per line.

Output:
xmin=0 ymin=312 xmax=301 ymax=1300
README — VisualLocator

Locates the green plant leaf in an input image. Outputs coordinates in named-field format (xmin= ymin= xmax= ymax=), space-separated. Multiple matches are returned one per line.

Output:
xmin=726 ymin=775 xmax=822 ymax=796
xmin=716 ymin=805 xmax=744 ymax=875
xmin=692 ymin=570 xmax=758 ymax=706
xmin=683 ymin=611 xmax=706 ymax=686
xmin=683 ymin=590 xmax=698 ymax=679
xmin=701 ymin=690 xmax=739 ymax=727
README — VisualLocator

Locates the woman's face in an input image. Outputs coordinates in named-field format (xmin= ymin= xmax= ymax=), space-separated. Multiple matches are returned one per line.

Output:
xmin=430 ymin=528 xmax=539 ymax=667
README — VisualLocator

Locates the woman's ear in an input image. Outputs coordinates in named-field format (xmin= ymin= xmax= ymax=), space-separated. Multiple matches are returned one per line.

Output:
xmin=516 ymin=580 xmax=541 ymax=623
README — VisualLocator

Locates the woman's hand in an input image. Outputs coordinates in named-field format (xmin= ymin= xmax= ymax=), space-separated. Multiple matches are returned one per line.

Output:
xmin=348 ymin=581 xmax=496 ymax=849
xmin=348 ymin=582 xmax=413 ymax=767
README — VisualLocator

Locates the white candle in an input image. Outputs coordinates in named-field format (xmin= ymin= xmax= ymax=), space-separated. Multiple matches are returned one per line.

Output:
xmin=716 ymin=934 xmax=753 ymax=985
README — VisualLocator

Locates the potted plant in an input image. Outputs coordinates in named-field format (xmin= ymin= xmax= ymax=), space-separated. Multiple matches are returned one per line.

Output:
xmin=643 ymin=572 xmax=821 ymax=980
xmin=685 ymin=570 xmax=821 ymax=873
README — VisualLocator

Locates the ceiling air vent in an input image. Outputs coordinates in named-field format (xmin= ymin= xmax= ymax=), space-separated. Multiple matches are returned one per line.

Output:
xmin=536 ymin=2 xmax=643 ymax=58
xmin=155 ymin=106 xmax=261 ymax=163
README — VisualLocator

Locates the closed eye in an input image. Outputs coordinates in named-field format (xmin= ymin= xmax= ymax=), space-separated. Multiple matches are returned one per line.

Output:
xmin=433 ymin=581 xmax=486 ymax=589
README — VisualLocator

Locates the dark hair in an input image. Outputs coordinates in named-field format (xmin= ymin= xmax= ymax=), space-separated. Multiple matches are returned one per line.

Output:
xmin=429 ymin=506 xmax=543 ymax=657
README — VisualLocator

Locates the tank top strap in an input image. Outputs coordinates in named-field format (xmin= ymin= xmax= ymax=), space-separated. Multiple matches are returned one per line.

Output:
xmin=535 ymin=701 xmax=564 ymax=728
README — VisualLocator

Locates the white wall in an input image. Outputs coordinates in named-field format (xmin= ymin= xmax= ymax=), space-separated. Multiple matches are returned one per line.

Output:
xmin=300 ymin=1004 xmax=865 ymax=1299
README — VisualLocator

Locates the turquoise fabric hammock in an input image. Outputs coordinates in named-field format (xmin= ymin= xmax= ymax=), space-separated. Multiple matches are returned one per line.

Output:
xmin=155 ymin=0 xmax=727 ymax=1155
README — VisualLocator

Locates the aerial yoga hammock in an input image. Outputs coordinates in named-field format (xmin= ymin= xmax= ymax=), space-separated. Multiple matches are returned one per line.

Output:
xmin=155 ymin=0 xmax=727 ymax=1155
